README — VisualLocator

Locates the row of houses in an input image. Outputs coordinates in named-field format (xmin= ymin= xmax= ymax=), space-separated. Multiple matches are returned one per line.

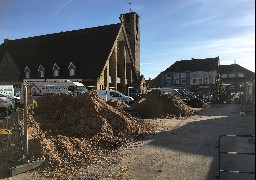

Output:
xmin=149 ymin=56 xmax=255 ymax=96
xmin=0 ymin=12 xmax=147 ymax=95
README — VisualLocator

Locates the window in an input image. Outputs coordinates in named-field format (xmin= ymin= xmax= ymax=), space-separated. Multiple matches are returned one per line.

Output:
xmin=25 ymin=71 xmax=30 ymax=78
xmin=193 ymin=74 xmax=197 ymax=78
xmin=221 ymin=74 xmax=228 ymax=78
xmin=38 ymin=65 xmax=45 ymax=78
xmin=166 ymin=79 xmax=172 ymax=85
xmin=110 ymin=92 xmax=121 ymax=97
xmin=24 ymin=66 xmax=30 ymax=78
xmin=174 ymin=73 xmax=179 ymax=78
xmin=181 ymin=73 xmax=186 ymax=78
xmin=68 ymin=62 xmax=76 ymax=77
xmin=209 ymin=78 xmax=214 ymax=84
xmin=174 ymin=79 xmax=179 ymax=84
xmin=204 ymin=78 xmax=208 ymax=84
xmin=52 ymin=63 xmax=60 ymax=77
xmin=39 ymin=71 xmax=45 ymax=78
xmin=69 ymin=69 xmax=75 ymax=76
xmin=237 ymin=73 xmax=244 ymax=77
xmin=198 ymin=79 xmax=202 ymax=84
xmin=193 ymin=79 xmax=197 ymax=84
xmin=53 ymin=70 xmax=59 ymax=77
xmin=229 ymin=73 xmax=235 ymax=78
xmin=166 ymin=74 xmax=172 ymax=79
xmin=181 ymin=79 xmax=186 ymax=84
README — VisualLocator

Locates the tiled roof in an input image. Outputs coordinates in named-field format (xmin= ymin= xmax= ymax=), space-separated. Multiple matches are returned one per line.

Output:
xmin=0 ymin=23 xmax=122 ymax=80
xmin=219 ymin=64 xmax=255 ymax=78
xmin=164 ymin=57 xmax=219 ymax=73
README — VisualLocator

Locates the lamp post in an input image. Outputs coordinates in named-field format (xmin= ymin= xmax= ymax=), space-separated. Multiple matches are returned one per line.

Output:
xmin=23 ymin=84 xmax=28 ymax=162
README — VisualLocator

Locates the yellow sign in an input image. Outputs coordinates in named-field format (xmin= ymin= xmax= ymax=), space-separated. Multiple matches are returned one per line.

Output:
xmin=0 ymin=129 xmax=12 ymax=135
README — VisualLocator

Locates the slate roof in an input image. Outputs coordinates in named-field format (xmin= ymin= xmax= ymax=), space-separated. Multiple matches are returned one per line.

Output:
xmin=219 ymin=64 xmax=255 ymax=78
xmin=164 ymin=57 xmax=219 ymax=73
xmin=0 ymin=23 xmax=122 ymax=80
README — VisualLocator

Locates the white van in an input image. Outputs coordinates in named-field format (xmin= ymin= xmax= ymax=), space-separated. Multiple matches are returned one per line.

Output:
xmin=96 ymin=90 xmax=134 ymax=104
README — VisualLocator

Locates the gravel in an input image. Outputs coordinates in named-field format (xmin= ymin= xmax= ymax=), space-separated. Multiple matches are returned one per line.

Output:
xmin=1 ymin=103 xmax=254 ymax=180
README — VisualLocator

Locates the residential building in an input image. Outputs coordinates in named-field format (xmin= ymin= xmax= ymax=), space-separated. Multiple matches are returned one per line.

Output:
xmin=219 ymin=63 xmax=255 ymax=103
xmin=149 ymin=57 xmax=220 ymax=93
xmin=219 ymin=63 xmax=255 ymax=92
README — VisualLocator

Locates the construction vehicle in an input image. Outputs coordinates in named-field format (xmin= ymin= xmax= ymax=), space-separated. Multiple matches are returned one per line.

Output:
xmin=19 ymin=79 xmax=88 ymax=106
xmin=212 ymin=74 xmax=232 ymax=104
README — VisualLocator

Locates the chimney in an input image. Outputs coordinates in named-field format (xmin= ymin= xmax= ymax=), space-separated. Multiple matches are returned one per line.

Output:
xmin=4 ymin=39 xmax=9 ymax=43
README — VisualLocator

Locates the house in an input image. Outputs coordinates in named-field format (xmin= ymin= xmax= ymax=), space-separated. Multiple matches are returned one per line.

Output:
xmin=219 ymin=63 xmax=255 ymax=92
xmin=0 ymin=12 xmax=145 ymax=95
xmin=149 ymin=57 xmax=220 ymax=94
xmin=219 ymin=63 xmax=255 ymax=103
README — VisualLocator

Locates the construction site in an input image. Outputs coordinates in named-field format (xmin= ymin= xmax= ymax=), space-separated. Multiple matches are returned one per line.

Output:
xmin=0 ymin=89 xmax=255 ymax=180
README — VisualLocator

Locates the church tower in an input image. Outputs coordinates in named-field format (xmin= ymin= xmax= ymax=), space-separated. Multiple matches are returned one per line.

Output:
xmin=120 ymin=12 xmax=140 ymax=78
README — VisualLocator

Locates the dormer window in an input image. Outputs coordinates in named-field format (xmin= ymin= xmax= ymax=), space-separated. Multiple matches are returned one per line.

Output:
xmin=38 ymin=64 xmax=45 ymax=78
xmin=68 ymin=62 xmax=76 ymax=77
xmin=24 ymin=66 xmax=30 ymax=78
xmin=52 ymin=63 xmax=60 ymax=77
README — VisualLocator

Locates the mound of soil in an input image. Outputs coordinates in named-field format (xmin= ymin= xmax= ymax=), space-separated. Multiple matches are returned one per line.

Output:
xmin=130 ymin=93 xmax=195 ymax=118
xmin=25 ymin=91 xmax=154 ymax=179
xmin=186 ymin=98 xmax=209 ymax=108
xmin=106 ymin=99 xmax=129 ymax=110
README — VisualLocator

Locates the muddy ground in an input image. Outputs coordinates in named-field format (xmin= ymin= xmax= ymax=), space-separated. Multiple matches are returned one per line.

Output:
xmin=0 ymin=103 xmax=255 ymax=180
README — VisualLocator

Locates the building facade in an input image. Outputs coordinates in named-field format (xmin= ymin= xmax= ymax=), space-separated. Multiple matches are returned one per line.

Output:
xmin=150 ymin=57 xmax=220 ymax=93
xmin=0 ymin=12 xmax=145 ymax=95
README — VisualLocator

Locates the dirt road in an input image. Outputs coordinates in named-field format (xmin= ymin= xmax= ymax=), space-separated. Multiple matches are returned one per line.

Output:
xmin=1 ymin=103 xmax=255 ymax=180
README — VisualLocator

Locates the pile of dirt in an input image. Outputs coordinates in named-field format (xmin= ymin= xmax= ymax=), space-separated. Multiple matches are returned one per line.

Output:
xmin=26 ymin=91 xmax=154 ymax=179
xmin=186 ymin=98 xmax=209 ymax=108
xmin=106 ymin=99 xmax=129 ymax=110
xmin=130 ymin=93 xmax=196 ymax=118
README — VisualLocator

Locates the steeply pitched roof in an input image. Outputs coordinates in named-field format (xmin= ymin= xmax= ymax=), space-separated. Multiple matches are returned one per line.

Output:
xmin=219 ymin=64 xmax=255 ymax=78
xmin=164 ymin=57 xmax=219 ymax=73
xmin=0 ymin=23 xmax=122 ymax=80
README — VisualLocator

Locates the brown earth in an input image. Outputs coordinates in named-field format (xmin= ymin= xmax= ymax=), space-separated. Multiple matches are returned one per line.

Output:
xmin=3 ymin=92 xmax=252 ymax=180
xmin=1 ymin=91 xmax=195 ymax=179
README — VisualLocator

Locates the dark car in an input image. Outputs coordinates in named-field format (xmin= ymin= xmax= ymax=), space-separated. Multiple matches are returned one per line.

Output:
xmin=130 ymin=93 xmax=142 ymax=101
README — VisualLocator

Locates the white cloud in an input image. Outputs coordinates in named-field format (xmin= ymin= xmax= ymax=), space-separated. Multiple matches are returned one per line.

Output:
xmin=223 ymin=14 xmax=255 ymax=27
xmin=181 ymin=15 xmax=222 ymax=27
xmin=53 ymin=0 xmax=73 ymax=15
xmin=141 ymin=31 xmax=255 ymax=79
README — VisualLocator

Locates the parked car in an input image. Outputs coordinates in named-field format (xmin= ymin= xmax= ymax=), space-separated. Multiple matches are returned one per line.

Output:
xmin=130 ymin=93 xmax=142 ymax=101
xmin=96 ymin=90 xmax=134 ymax=104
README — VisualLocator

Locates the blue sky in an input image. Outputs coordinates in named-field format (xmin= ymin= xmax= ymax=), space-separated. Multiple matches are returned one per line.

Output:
xmin=0 ymin=0 xmax=255 ymax=79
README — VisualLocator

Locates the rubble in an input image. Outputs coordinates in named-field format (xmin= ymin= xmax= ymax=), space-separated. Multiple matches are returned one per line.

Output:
xmin=186 ymin=98 xmax=209 ymax=108
xmin=25 ymin=91 xmax=153 ymax=179
xmin=130 ymin=93 xmax=196 ymax=118
xmin=1 ymin=91 xmax=199 ymax=179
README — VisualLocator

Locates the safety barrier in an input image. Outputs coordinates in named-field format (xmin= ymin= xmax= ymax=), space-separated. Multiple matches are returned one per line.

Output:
xmin=216 ymin=134 xmax=255 ymax=179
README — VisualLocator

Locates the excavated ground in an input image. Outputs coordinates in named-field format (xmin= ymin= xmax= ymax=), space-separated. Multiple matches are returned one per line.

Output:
xmin=0 ymin=91 xmax=199 ymax=179
xmin=0 ymin=91 xmax=255 ymax=179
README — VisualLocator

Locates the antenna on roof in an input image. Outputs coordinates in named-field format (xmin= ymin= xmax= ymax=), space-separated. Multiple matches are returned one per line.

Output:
xmin=129 ymin=2 xmax=132 ymax=12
